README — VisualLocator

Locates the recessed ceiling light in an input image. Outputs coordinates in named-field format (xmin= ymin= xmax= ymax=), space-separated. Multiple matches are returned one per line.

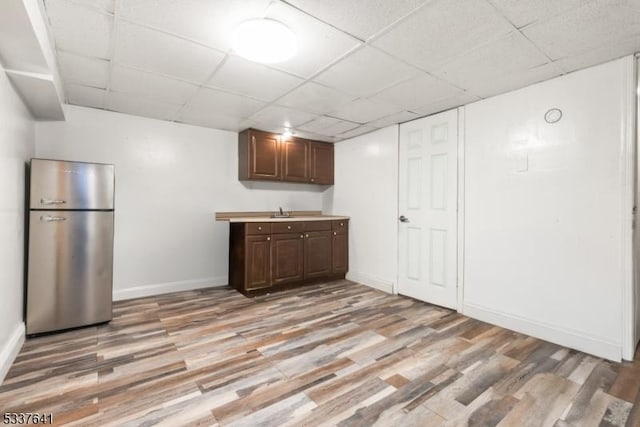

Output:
xmin=232 ymin=19 xmax=297 ymax=64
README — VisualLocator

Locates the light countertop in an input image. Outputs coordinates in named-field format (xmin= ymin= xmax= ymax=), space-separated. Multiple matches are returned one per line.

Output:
xmin=227 ymin=215 xmax=349 ymax=223
xmin=216 ymin=211 xmax=349 ymax=223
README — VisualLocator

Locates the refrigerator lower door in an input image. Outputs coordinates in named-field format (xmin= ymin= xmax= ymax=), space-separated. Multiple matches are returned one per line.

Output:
xmin=27 ymin=211 xmax=114 ymax=335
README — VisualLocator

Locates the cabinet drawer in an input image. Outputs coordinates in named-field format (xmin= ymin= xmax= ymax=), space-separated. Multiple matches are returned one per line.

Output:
xmin=246 ymin=223 xmax=272 ymax=234
xmin=332 ymin=220 xmax=348 ymax=231
xmin=304 ymin=221 xmax=331 ymax=231
xmin=272 ymin=222 xmax=305 ymax=234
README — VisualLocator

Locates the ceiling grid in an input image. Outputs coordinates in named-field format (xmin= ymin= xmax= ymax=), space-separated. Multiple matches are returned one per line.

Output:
xmin=40 ymin=0 xmax=640 ymax=141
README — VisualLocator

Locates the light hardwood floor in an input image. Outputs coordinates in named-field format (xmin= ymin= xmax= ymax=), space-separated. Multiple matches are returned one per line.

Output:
xmin=1 ymin=280 xmax=640 ymax=426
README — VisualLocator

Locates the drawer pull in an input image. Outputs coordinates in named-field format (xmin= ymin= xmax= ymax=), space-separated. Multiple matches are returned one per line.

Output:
xmin=266 ymin=236 xmax=270 ymax=241
xmin=258 ymin=226 xmax=262 ymax=231
xmin=287 ymin=225 xmax=291 ymax=230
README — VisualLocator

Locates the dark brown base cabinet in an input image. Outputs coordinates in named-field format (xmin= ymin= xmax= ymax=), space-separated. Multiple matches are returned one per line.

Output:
xmin=229 ymin=220 xmax=349 ymax=295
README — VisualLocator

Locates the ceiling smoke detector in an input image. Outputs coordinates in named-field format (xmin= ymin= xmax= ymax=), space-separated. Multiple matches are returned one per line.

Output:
xmin=232 ymin=19 xmax=297 ymax=63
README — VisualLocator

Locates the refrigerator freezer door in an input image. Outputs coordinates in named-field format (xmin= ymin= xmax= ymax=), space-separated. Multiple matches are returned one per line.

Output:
xmin=26 ymin=211 xmax=114 ymax=334
xmin=30 ymin=159 xmax=114 ymax=210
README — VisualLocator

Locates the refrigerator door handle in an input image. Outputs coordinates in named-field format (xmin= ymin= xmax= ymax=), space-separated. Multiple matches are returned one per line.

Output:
xmin=40 ymin=215 xmax=67 ymax=222
xmin=40 ymin=198 xmax=67 ymax=205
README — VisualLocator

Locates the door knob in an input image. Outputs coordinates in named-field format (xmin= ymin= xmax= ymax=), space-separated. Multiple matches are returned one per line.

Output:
xmin=399 ymin=215 xmax=409 ymax=223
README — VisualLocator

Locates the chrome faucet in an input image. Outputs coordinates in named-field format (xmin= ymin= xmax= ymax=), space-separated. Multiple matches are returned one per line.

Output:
xmin=272 ymin=207 xmax=291 ymax=218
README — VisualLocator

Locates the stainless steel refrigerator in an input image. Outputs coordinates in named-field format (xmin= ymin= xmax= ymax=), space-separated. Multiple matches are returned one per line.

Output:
xmin=26 ymin=159 xmax=115 ymax=335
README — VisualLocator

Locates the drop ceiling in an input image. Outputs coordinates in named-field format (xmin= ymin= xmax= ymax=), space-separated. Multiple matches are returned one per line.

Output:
xmin=42 ymin=0 xmax=640 ymax=142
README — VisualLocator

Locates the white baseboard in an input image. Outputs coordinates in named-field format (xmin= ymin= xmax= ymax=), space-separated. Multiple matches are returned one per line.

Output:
xmin=347 ymin=271 xmax=394 ymax=294
xmin=463 ymin=301 xmax=621 ymax=362
xmin=113 ymin=276 xmax=228 ymax=301
xmin=0 ymin=322 xmax=25 ymax=385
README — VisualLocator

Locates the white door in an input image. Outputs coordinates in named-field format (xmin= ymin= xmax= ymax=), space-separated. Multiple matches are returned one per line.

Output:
xmin=398 ymin=109 xmax=458 ymax=309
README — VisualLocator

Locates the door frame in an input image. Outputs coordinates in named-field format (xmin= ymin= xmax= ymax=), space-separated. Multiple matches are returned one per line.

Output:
xmin=623 ymin=54 xmax=638 ymax=361
xmin=456 ymin=107 xmax=465 ymax=313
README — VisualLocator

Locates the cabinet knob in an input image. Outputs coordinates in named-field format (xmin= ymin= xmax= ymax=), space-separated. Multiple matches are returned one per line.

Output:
xmin=266 ymin=236 xmax=270 ymax=241
xmin=310 ymin=178 xmax=315 ymax=182
xmin=300 ymin=235 xmax=304 ymax=239
xmin=340 ymin=222 xmax=344 ymax=226
xmin=333 ymin=231 xmax=337 ymax=236
xmin=258 ymin=226 xmax=262 ymax=231
xmin=305 ymin=234 xmax=309 ymax=238
xmin=287 ymin=225 xmax=291 ymax=230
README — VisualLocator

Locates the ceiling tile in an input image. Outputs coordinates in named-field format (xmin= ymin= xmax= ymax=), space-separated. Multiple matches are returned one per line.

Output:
xmin=67 ymin=0 xmax=115 ymax=13
xmin=118 ymin=0 xmax=270 ymax=51
xmin=315 ymin=46 xmax=420 ymax=97
xmin=554 ymin=34 xmax=640 ymax=74
xmin=329 ymin=98 xmax=401 ymax=124
xmin=487 ymin=0 xmax=588 ymax=28
xmin=249 ymin=105 xmax=317 ymax=128
xmin=466 ymin=62 xmax=563 ymax=99
xmin=57 ymin=51 xmax=110 ymax=88
xmin=178 ymin=109 xmax=249 ymax=131
xmin=522 ymin=0 xmax=640 ymax=60
xmin=105 ymin=91 xmax=181 ymax=121
xmin=285 ymin=0 xmax=429 ymax=40
xmin=298 ymin=116 xmax=360 ymax=136
xmin=366 ymin=110 xmax=420 ymax=128
xmin=65 ymin=84 xmax=106 ymax=109
xmin=372 ymin=0 xmax=514 ymax=71
xmin=292 ymin=130 xmax=335 ymax=142
xmin=336 ymin=125 xmax=377 ymax=140
xmin=185 ymin=87 xmax=267 ymax=118
xmin=432 ymin=32 xmax=551 ymax=95
xmin=264 ymin=2 xmax=361 ymax=78
xmin=44 ymin=0 xmax=113 ymax=58
xmin=410 ymin=92 xmax=481 ymax=117
xmin=110 ymin=65 xmax=200 ymax=105
xmin=114 ymin=21 xmax=226 ymax=84
xmin=207 ymin=56 xmax=304 ymax=102
xmin=371 ymin=73 xmax=464 ymax=110
xmin=276 ymin=82 xmax=356 ymax=115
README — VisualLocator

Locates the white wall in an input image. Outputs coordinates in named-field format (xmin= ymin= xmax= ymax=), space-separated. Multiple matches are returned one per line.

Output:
xmin=327 ymin=126 xmax=399 ymax=293
xmin=36 ymin=106 xmax=326 ymax=300
xmin=0 ymin=67 xmax=34 ymax=382
xmin=463 ymin=58 xmax=632 ymax=361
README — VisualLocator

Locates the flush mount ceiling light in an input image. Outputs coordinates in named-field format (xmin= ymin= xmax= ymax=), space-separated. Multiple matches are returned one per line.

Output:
xmin=232 ymin=19 xmax=297 ymax=63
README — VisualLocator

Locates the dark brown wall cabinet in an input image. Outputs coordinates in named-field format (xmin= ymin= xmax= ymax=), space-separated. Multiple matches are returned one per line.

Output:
xmin=239 ymin=128 xmax=334 ymax=185
xmin=229 ymin=220 xmax=348 ymax=294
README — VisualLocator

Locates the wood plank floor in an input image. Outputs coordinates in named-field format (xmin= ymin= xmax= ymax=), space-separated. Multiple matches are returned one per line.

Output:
xmin=2 ymin=280 xmax=640 ymax=426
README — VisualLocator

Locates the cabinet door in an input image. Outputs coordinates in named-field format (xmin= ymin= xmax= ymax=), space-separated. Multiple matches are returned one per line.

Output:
xmin=332 ymin=230 xmax=348 ymax=274
xmin=271 ymin=233 xmax=305 ymax=285
xmin=250 ymin=131 xmax=281 ymax=180
xmin=309 ymin=142 xmax=334 ymax=184
xmin=245 ymin=235 xmax=271 ymax=290
xmin=304 ymin=230 xmax=332 ymax=279
xmin=281 ymin=138 xmax=309 ymax=182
